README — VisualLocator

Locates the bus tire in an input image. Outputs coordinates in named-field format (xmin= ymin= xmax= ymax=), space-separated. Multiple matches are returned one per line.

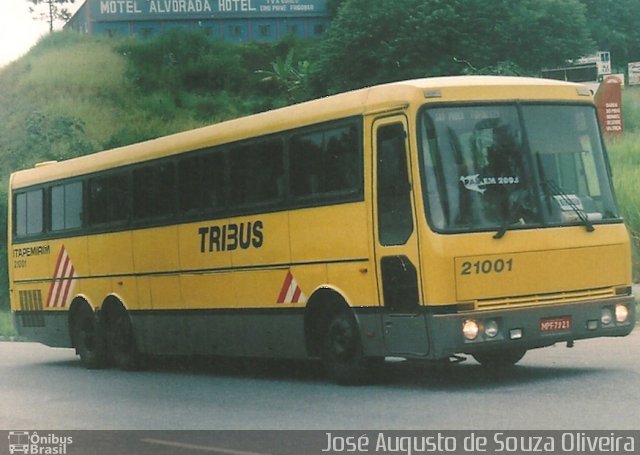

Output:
xmin=70 ymin=304 xmax=107 ymax=369
xmin=104 ymin=306 xmax=138 ymax=371
xmin=472 ymin=348 xmax=526 ymax=368
xmin=321 ymin=311 xmax=370 ymax=385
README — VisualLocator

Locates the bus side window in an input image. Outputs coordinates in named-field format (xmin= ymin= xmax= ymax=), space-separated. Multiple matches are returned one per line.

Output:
xmin=88 ymin=173 xmax=131 ymax=226
xmin=14 ymin=193 xmax=27 ymax=237
xmin=178 ymin=151 xmax=226 ymax=216
xmin=14 ymin=189 xmax=44 ymax=237
xmin=324 ymin=125 xmax=360 ymax=193
xmin=133 ymin=162 xmax=175 ymax=220
xmin=230 ymin=138 xmax=284 ymax=208
xmin=51 ymin=181 xmax=83 ymax=231
xmin=290 ymin=131 xmax=323 ymax=197
xmin=289 ymin=123 xmax=361 ymax=201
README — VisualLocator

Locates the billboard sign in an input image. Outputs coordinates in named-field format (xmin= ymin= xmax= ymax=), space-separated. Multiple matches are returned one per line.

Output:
xmin=93 ymin=0 xmax=328 ymax=20
xmin=629 ymin=62 xmax=640 ymax=86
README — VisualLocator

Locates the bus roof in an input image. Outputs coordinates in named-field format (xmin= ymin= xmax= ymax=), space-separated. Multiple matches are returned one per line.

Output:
xmin=11 ymin=76 xmax=591 ymax=189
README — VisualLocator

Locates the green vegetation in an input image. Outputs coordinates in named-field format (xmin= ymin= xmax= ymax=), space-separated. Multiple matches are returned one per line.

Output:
xmin=0 ymin=308 xmax=17 ymax=339
xmin=0 ymin=32 xmax=307 ymax=167
xmin=309 ymin=0 xmax=594 ymax=94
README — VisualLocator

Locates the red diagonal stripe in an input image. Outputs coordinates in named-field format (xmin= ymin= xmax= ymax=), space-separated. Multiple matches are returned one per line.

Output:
xmin=46 ymin=280 xmax=58 ymax=308
xmin=47 ymin=247 xmax=67 ymax=307
xmin=52 ymin=255 xmax=72 ymax=308
xmin=277 ymin=271 xmax=294 ymax=303
xmin=292 ymin=286 xmax=302 ymax=303
xmin=59 ymin=265 xmax=75 ymax=308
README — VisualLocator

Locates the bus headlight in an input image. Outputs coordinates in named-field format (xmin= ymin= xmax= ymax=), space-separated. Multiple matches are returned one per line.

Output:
xmin=484 ymin=319 xmax=499 ymax=338
xmin=601 ymin=307 xmax=613 ymax=325
xmin=463 ymin=319 xmax=480 ymax=340
xmin=615 ymin=304 xmax=629 ymax=323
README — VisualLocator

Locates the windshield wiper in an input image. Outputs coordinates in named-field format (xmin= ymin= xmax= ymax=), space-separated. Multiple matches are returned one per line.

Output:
xmin=493 ymin=214 xmax=527 ymax=239
xmin=493 ymin=222 xmax=508 ymax=240
xmin=545 ymin=179 xmax=594 ymax=232
xmin=535 ymin=152 xmax=594 ymax=233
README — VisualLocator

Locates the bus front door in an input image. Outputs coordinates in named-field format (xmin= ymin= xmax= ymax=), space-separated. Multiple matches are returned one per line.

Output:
xmin=373 ymin=117 xmax=429 ymax=356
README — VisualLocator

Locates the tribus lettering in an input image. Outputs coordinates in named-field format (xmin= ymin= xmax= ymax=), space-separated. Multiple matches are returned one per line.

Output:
xmin=198 ymin=221 xmax=264 ymax=253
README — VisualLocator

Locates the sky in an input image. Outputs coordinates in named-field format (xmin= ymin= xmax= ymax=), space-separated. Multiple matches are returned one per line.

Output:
xmin=0 ymin=1 xmax=83 ymax=68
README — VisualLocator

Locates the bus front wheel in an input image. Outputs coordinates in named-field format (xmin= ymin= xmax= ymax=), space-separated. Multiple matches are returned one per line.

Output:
xmin=321 ymin=311 xmax=371 ymax=384
xmin=472 ymin=348 xmax=526 ymax=367
xmin=71 ymin=305 xmax=107 ymax=369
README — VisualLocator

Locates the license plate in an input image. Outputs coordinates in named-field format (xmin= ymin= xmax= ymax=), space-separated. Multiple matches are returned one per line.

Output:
xmin=540 ymin=315 xmax=572 ymax=332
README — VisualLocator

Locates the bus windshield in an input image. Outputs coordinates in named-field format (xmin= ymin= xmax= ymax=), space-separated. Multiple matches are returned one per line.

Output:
xmin=419 ymin=103 xmax=619 ymax=234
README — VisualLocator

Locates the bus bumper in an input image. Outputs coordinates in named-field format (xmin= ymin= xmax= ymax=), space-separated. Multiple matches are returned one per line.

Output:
xmin=426 ymin=295 xmax=636 ymax=360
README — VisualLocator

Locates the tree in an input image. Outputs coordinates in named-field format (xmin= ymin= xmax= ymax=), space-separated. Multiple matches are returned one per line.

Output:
xmin=28 ymin=0 xmax=76 ymax=33
xmin=309 ymin=0 xmax=594 ymax=96
xmin=257 ymin=50 xmax=311 ymax=103
xmin=498 ymin=0 xmax=594 ymax=70
xmin=326 ymin=0 xmax=349 ymax=18
xmin=309 ymin=0 xmax=416 ymax=95
xmin=579 ymin=0 xmax=640 ymax=67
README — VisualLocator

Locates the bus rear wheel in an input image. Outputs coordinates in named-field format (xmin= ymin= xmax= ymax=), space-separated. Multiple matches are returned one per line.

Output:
xmin=71 ymin=305 xmax=106 ymax=369
xmin=472 ymin=348 xmax=526 ymax=367
xmin=104 ymin=308 xmax=138 ymax=371
xmin=321 ymin=311 xmax=371 ymax=385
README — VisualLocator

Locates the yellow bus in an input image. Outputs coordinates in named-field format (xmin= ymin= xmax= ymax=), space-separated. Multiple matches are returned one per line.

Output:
xmin=8 ymin=76 xmax=635 ymax=383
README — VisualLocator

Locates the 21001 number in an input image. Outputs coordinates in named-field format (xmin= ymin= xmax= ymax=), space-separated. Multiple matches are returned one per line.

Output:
xmin=460 ymin=258 xmax=513 ymax=275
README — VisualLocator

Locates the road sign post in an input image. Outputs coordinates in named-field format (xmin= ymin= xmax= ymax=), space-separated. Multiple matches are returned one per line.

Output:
xmin=595 ymin=75 xmax=623 ymax=135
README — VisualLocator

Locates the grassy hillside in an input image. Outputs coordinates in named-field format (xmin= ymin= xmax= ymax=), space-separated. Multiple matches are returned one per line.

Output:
xmin=0 ymin=34 xmax=203 ymax=188
xmin=0 ymin=33 xmax=261 ymax=168
xmin=0 ymin=31 xmax=306 ymax=175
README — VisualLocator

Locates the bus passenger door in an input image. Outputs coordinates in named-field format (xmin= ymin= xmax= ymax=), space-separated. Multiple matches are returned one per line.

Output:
xmin=373 ymin=117 xmax=428 ymax=356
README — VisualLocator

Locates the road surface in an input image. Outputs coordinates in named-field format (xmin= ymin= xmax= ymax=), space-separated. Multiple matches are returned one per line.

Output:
xmin=1 ymin=329 xmax=639 ymax=431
